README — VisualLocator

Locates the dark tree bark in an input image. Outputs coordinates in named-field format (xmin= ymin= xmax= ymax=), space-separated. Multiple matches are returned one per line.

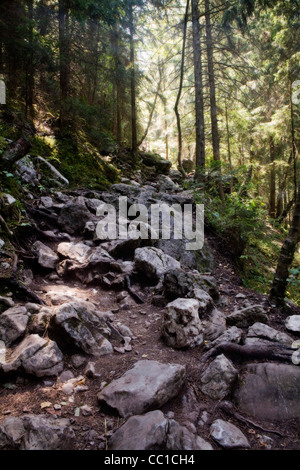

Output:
xmin=204 ymin=0 xmax=224 ymax=199
xmin=88 ymin=19 xmax=100 ymax=106
xmin=25 ymin=0 xmax=35 ymax=120
xmin=129 ymin=4 xmax=138 ymax=157
xmin=192 ymin=0 xmax=206 ymax=181
xmin=111 ymin=23 xmax=122 ymax=144
xmin=174 ymin=0 xmax=190 ymax=172
xmin=276 ymin=151 xmax=293 ymax=219
xmin=270 ymin=182 xmax=300 ymax=305
xmin=289 ymin=76 xmax=297 ymax=201
xmin=225 ymin=100 xmax=233 ymax=192
xmin=269 ymin=135 xmax=276 ymax=218
xmin=59 ymin=0 xmax=71 ymax=129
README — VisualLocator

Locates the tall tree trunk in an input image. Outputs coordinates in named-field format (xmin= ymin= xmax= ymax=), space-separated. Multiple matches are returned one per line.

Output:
xmin=204 ymin=0 xmax=224 ymax=200
xmin=276 ymin=151 xmax=293 ymax=219
xmin=192 ymin=0 xmax=206 ymax=181
xmin=225 ymin=100 xmax=233 ymax=192
xmin=129 ymin=4 xmax=137 ymax=157
xmin=174 ymin=0 xmax=190 ymax=172
xmin=269 ymin=135 xmax=276 ymax=218
xmin=113 ymin=23 xmax=122 ymax=144
xmin=270 ymin=182 xmax=300 ymax=305
xmin=25 ymin=0 xmax=34 ymax=120
xmin=59 ymin=0 xmax=70 ymax=130
xmin=289 ymin=75 xmax=297 ymax=201
xmin=89 ymin=20 xmax=100 ymax=106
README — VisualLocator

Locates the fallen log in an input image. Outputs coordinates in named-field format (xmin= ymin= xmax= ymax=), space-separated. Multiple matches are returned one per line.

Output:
xmin=1 ymin=137 xmax=31 ymax=169
xmin=199 ymin=341 xmax=295 ymax=370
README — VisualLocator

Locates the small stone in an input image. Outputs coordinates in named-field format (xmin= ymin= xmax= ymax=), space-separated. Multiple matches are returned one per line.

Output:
xmin=210 ymin=419 xmax=250 ymax=449
xmin=54 ymin=404 xmax=62 ymax=411
xmin=84 ymin=362 xmax=100 ymax=379
xmin=80 ymin=405 xmax=93 ymax=417
xmin=259 ymin=434 xmax=273 ymax=449
xmin=43 ymin=381 xmax=54 ymax=387
xmin=198 ymin=411 xmax=210 ymax=426
xmin=48 ymin=273 xmax=59 ymax=281
xmin=25 ymin=303 xmax=40 ymax=313
xmin=0 ymin=296 xmax=15 ymax=310
xmin=235 ymin=293 xmax=246 ymax=299
xmin=74 ymin=385 xmax=89 ymax=393
xmin=59 ymin=370 xmax=75 ymax=383
xmin=62 ymin=384 xmax=74 ymax=396
xmin=71 ymin=354 xmax=87 ymax=368
xmin=285 ymin=315 xmax=300 ymax=333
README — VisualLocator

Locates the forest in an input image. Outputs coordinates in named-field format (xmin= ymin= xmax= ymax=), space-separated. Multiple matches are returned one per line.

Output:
xmin=0 ymin=0 xmax=299 ymax=453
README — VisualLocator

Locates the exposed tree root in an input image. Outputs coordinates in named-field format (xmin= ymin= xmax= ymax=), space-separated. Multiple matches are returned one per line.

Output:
xmin=199 ymin=341 xmax=295 ymax=371
xmin=218 ymin=401 xmax=286 ymax=438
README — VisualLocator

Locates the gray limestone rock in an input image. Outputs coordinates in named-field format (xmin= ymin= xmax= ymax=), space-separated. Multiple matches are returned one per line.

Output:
xmin=1 ymin=334 xmax=64 ymax=377
xmin=32 ymin=241 xmax=59 ymax=269
xmin=162 ymin=298 xmax=204 ymax=349
xmin=199 ymin=354 xmax=238 ymax=401
xmin=0 ymin=306 xmax=29 ymax=346
xmin=226 ymin=305 xmax=268 ymax=328
xmin=210 ymin=419 xmax=250 ymax=449
xmin=50 ymin=300 xmax=113 ymax=356
xmin=134 ymin=247 xmax=181 ymax=283
xmin=98 ymin=360 xmax=185 ymax=418
xmin=109 ymin=410 xmax=168 ymax=450
xmin=247 ymin=322 xmax=293 ymax=345
xmin=235 ymin=362 xmax=300 ymax=421
xmin=285 ymin=315 xmax=300 ymax=334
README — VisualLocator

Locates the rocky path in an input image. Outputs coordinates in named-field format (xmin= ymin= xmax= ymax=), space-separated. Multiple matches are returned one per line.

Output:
xmin=0 ymin=174 xmax=300 ymax=451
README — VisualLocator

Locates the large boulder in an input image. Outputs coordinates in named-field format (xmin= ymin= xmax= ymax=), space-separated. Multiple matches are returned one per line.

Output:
xmin=50 ymin=300 xmax=113 ymax=356
xmin=58 ymin=201 xmax=91 ymax=234
xmin=199 ymin=354 xmax=238 ymax=401
xmin=15 ymin=156 xmax=39 ymax=185
xmin=98 ymin=360 xmax=185 ymax=418
xmin=157 ymin=175 xmax=180 ymax=193
xmin=162 ymin=298 xmax=204 ymax=349
xmin=57 ymin=242 xmax=92 ymax=263
xmin=108 ymin=410 xmax=213 ymax=451
xmin=109 ymin=410 xmax=168 ymax=450
xmin=0 ymin=415 xmax=75 ymax=450
xmin=32 ymin=241 xmax=59 ymax=269
xmin=202 ymin=309 xmax=226 ymax=342
xmin=0 ymin=306 xmax=29 ymax=346
xmin=155 ymin=239 xmax=214 ymax=273
xmin=246 ymin=322 xmax=293 ymax=346
xmin=226 ymin=305 xmax=268 ymax=328
xmin=182 ymin=159 xmax=194 ymax=173
xmin=163 ymin=269 xmax=219 ymax=301
xmin=206 ymin=326 xmax=243 ymax=350
xmin=234 ymin=362 xmax=300 ymax=421
xmin=1 ymin=334 xmax=64 ymax=377
xmin=134 ymin=247 xmax=181 ymax=283
xmin=140 ymin=152 xmax=172 ymax=175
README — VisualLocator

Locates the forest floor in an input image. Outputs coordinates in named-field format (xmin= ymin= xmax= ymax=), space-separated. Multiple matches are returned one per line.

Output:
xmin=1 ymin=223 xmax=300 ymax=452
